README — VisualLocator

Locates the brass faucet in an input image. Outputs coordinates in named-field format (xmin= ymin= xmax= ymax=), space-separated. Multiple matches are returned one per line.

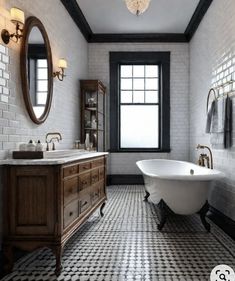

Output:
xmin=45 ymin=132 xmax=62 ymax=151
xmin=196 ymin=144 xmax=213 ymax=169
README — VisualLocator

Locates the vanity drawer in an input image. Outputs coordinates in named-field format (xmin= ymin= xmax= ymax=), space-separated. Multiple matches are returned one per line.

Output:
xmin=79 ymin=172 xmax=91 ymax=191
xmin=99 ymin=167 xmax=105 ymax=181
xmin=91 ymin=158 xmax=104 ymax=168
xmin=91 ymin=169 xmax=99 ymax=184
xmin=79 ymin=162 xmax=91 ymax=173
xmin=63 ymin=164 xmax=78 ymax=178
xmin=79 ymin=193 xmax=91 ymax=215
xmin=63 ymin=177 xmax=79 ymax=205
xmin=64 ymin=200 xmax=79 ymax=228
xmin=91 ymin=185 xmax=101 ymax=205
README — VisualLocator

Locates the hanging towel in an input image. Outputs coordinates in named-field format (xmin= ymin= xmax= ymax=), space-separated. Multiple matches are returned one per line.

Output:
xmin=206 ymin=100 xmax=216 ymax=133
xmin=217 ymin=97 xmax=226 ymax=132
xmin=224 ymin=95 xmax=233 ymax=148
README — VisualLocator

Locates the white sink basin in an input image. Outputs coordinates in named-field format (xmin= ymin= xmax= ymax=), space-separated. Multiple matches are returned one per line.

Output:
xmin=44 ymin=149 xmax=90 ymax=159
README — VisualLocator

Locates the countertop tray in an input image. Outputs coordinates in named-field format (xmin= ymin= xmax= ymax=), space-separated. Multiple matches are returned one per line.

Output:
xmin=12 ymin=151 xmax=44 ymax=159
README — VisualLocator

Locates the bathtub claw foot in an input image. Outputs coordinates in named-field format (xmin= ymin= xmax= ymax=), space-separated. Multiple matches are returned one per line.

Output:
xmin=144 ymin=190 xmax=150 ymax=201
xmin=157 ymin=199 xmax=168 ymax=231
xmin=199 ymin=201 xmax=211 ymax=232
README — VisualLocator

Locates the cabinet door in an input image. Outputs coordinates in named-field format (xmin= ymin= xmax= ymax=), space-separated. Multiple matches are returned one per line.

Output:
xmin=9 ymin=166 xmax=56 ymax=236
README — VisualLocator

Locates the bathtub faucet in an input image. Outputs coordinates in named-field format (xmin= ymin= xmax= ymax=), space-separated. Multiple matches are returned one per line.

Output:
xmin=196 ymin=144 xmax=213 ymax=169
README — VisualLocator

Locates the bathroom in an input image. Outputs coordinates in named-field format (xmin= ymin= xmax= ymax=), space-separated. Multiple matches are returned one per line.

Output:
xmin=0 ymin=0 xmax=235 ymax=280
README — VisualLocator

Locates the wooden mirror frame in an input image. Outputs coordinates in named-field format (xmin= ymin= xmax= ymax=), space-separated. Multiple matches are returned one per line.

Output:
xmin=20 ymin=16 xmax=53 ymax=124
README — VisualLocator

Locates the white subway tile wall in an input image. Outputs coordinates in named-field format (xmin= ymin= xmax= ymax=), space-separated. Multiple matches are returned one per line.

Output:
xmin=190 ymin=0 xmax=235 ymax=219
xmin=88 ymin=43 xmax=190 ymax=174
xmin=0 ymin=0 xmax=88 ymax=247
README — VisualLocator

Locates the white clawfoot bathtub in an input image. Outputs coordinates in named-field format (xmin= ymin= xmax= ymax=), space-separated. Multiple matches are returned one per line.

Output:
xmin=136 ymin=159 xmax=224 ymax=215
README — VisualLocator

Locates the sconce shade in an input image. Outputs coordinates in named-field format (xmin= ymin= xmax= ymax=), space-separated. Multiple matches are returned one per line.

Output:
xmin=10 ymin=7 xmax=25 ymax=25
xmin=58 ymin=58 xmax=67 ymax=69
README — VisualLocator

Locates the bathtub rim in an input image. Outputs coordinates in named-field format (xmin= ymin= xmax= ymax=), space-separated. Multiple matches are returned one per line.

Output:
xmin=136 ymin=159 xmax=225 ymax=181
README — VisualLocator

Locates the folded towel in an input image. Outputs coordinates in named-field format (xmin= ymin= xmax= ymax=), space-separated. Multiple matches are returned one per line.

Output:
xmin=205 ymin=100 xmax=216 ymax=133
xmin=224 ymin=95 xmax=233 ymax=148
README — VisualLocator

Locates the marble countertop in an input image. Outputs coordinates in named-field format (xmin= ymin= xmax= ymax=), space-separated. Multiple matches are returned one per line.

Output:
xmin=0 ymin=151 xmax=109 ymax=165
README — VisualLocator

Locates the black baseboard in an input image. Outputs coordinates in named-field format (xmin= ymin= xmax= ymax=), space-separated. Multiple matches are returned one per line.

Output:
xmin=107 ymin=174 xmax=144 ymax=185
xmin=208 ymin=206 xmax=235 ymax=240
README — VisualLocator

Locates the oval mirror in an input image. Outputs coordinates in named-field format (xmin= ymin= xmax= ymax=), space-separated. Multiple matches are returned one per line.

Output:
xmin=20 ymin=16 xmax=53 ymax=124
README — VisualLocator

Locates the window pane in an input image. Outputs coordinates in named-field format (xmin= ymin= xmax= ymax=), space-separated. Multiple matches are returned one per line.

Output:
xmin=133 ymin=65 xmax=144 ymax=77
xmin=146 ymin=65 xmax=158 ymax=77
xmin=37 ymin=80 xmax=48 ymax=91
xmin=121 ymin=91 xmax=132 ymax=103
xmin=37 ymin=59 xmax=47 ymax=67
xmin=37 ymin=68 xmax=48 ymax=79
xmin=145 ymin=78 xmax=158 ymax=90
xmin=37 ymin=92 xmax=47 ymax=104
xmin=121 ymin=78 xmax=132 ymax=90
xmin=120 ymin=105 xmax=159 ymax=148
xmin=133 ymin=78 xmax=144 ymax=90
xmin=121 ymin=65 xmax=132 ymax=77
xmin=145 ymin=91 xmax=158 ymax=103
xmin=133 ymin=91 xmax=144 ymax=103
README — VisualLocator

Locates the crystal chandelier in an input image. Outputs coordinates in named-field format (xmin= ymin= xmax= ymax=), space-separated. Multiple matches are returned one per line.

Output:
xmin=125 ymin=0 xmax=151 ymax=16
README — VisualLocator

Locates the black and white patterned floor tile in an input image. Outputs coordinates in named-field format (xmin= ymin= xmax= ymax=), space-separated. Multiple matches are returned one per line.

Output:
xmin=1 ymin=185 xmax=235 ymax=281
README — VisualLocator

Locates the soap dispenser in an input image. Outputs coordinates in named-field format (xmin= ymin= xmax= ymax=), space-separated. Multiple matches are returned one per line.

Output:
xmin=36 ymin=140 xmax=43 ymax=151
xmin=27 ymin=140 xmax=36 ymax=151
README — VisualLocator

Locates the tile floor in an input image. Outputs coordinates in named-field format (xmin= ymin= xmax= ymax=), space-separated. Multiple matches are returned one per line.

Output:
xmin=1 ymin=185 xmax=235 ymax=281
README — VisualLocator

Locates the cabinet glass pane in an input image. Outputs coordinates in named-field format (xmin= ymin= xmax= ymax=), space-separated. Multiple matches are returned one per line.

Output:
xmin=98 ymin=112 xmax=103 ymax=130
xmin=98 ymin=93 xmax=104 ymax=113
xmin=120 ymin=105 xmax=159 ymax=148
xmin=98 ymin=131 xmax=103 ymax=151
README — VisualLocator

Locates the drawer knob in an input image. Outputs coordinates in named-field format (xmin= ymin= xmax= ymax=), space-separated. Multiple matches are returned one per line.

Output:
xmin=82 ymin=180 xmax=87 ymax=185
xmin=69 ymin=211 xmax=73 ymax=216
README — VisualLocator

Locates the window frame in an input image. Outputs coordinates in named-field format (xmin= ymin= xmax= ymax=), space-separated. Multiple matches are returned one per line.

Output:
xmin=110 ymin=52 xmax=170 ymax=153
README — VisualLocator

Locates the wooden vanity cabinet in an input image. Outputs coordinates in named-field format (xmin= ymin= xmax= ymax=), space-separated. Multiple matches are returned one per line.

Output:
xmin=3 ymin=155 xmax=107 ymax=276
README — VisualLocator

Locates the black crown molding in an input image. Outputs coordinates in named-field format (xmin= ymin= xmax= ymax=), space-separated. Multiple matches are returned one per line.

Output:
xmin=61 ymin=0 xmax=213 ymax=43
xmin=60 ymin=0 xmax=92 ymax=42
xmin=184 ymin=0 xmax=213 ymax=41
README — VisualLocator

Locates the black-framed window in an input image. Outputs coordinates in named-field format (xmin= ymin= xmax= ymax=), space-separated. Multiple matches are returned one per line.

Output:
xmin=110 ymin=52 xmax=170 ymax=152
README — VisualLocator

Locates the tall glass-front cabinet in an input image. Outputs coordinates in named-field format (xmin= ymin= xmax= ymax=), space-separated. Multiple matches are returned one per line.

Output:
xmin=80 ymin=80 xmax=106 ymax=151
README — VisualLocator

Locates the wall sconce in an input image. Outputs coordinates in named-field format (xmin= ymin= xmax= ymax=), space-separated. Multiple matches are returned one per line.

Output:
xmin=1 ymin=7 xmax=25 ymax=44
xmin=53 ymin=58 xmax=67 ymax=81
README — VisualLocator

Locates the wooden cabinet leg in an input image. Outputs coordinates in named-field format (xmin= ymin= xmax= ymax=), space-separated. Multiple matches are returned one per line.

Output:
xmin=3 ymin=244 xmax=13 ymax=275
xmin=52 ymin=246 xmax=63 ymax=276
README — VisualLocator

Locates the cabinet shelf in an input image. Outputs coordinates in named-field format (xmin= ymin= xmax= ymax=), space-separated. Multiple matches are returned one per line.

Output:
xmin=80 ymin=80 xmax=106 ymax=152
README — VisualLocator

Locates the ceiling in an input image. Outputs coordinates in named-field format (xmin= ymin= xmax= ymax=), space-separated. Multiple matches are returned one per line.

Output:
xmin=61 ymin=0 xmax=213 ymax=43
xmin=76 ymin=0 xmax=200 ymax=34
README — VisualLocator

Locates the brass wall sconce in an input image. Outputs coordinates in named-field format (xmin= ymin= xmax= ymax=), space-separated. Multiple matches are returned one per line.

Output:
xmin=1 ymin=7 xmax=25 ymax=44
xmin=53 ymin=58 xmax=67 ymax=81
